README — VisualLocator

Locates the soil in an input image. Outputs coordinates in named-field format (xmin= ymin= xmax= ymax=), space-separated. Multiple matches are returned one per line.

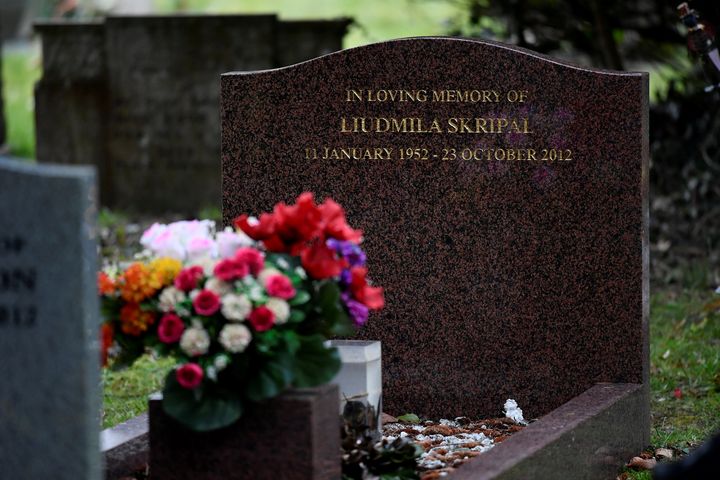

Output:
xmin=382 ymin=417 xmax=526 ymax=479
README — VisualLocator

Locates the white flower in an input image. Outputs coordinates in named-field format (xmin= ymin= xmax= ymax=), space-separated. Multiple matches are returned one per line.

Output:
xmin=205 ymin=277 xmax=232 ymax=296
xmin=187 ymin=236 xmax=217 ymax=261
xmin=214 ymin=354 xmax=230 ymax=371
xmin=158 ymin=286 xmax=187 ymax=312
xmin=217 ymin=228 xmax=253 ymax=258
xmin=503 ymin=399 xmax=528 ymax=425
xmin=218 ymin=324 xmax=252 ymax=353
xmin=180 ymin=326 xmax=210 ymax=356
xmin=189 ymin=289 xmax=201 ymax=301
xmin=265 ymin=297 xmax=290 ymax=324
xmin=221 ymin=293 xmax=252 ymax=321
xmin=257 ymin=267 xmax=281 ymax=284
xmin=190 ymin=256 xmax=218 ymax=276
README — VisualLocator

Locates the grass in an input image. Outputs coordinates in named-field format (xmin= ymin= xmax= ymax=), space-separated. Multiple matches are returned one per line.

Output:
xmin=1 ymin=45 xmax=41 ymax=158
xmin=621 ymin=288 xmax=720 ymax=479
xmin=102 ymin=354 xmax=174 ymax=428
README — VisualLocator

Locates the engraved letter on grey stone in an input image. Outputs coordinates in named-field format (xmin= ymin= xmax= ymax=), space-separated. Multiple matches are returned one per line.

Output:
xmin=0 ymin=158 xmax=101 ymax=480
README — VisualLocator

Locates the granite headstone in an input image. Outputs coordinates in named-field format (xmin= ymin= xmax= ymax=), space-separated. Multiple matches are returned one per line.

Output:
xmin=34 ymin=15 xmax=350 ymax=213
xmin=0 ymin=158 xmax=101 ymax=479
xmin=221 ymin=38 xmax=649 ymax=427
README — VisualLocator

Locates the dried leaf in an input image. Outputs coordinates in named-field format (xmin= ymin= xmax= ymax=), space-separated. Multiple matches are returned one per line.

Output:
xmin=627 ymin=456 xmax=657 ymax=470
xmin=380 ymin=412 xmax=398 ymax=425
xmin=655 ymin=447 xmax=674 ymax=460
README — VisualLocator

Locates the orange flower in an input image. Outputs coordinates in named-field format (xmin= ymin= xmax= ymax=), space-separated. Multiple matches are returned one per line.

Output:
xmin=100 ymin=323 xmax=114 ymax=366
xmin=119 ymin=262 xmax=159 ymax=303
xmin=150 ymin=257 xmax=183 ymax=287
xmin=119 ymin=303 xmax=156 ymax=336
xmin=97 ymin=272 xmax=116 ymax=295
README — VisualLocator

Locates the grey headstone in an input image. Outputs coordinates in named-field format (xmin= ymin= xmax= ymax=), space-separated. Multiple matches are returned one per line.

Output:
xmin=34 ymin=15 xmax=350 ymax=214
xmin=0 ymin=157 xmax=101 ymax=479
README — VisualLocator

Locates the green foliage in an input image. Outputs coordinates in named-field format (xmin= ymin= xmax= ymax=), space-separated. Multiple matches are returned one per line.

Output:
xmin=1 ymin=47 xmax=41 ymax=158
xmin=163 ymin=370 xmax=243 ymax=431
xmin=102 ymin=354 xmax=174 ymax=428
xmin=397 ymin=413 xmax=421 ymax=424
xmin=152 ymin=0 xmax=464 ymax=48
xmin=291 ymin=334 xmax=341 ymax=387
xmin=649 ymin=290 xmax=720 ymax=449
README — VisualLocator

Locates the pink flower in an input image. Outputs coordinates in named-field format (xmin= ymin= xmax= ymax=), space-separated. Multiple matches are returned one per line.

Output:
xmin=193 ymin=289 xmax=221 ymax=316
xmin=217 ymin=230 xmax=252 ymax=258
xmin=265 ymin=274 xmax=296 ymax=300
xmin=157 ymin=313 xmax=185 ymax=343
xmin=213 ymin=258 xmax=249 ymax=282
xmin=176 ymin=363 xmax=204 ymax=389
xmin=187 ymin=236 xmax=216 ymax=261
xmin=235 ymin=247 xmax=265 ymax=275
xmin=174 ymin=266 xmax=204 ymax=292
xmin=248 ymin=306 xmax=275 ymax=332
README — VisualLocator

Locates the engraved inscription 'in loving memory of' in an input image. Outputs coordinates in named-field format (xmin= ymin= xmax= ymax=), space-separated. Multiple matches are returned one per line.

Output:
xmin=304 ymin=88 xmax=574 ymax=163
xmin=0 ymin=236 xmax=37 ymax=328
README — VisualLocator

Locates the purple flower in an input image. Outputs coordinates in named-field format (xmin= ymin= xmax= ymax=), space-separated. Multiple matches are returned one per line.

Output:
xmin=343 ymin=244 xmax=366 ymax=267
xmin=344 ymin=297 xmax=369 ymax=327
xmin=326 ymin=239 xmax=366 ymax=267
xmin=340 ymin=269 xmax=352 ymax=287
xmin=326 ymin=238 xmax=342 ymax=252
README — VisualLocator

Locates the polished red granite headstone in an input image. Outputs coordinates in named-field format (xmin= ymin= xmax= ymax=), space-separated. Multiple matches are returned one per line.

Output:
xmin=221 ymin=38 xmax=649 ymax=422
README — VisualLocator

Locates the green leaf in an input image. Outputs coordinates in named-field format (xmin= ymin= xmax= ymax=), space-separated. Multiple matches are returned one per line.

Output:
xmin=397 ymin=413 xmax=421 ymax=424
xmin=292 ymin=335 xmax=341 ymax=388
xmin=288 ymin=310 xmax=306 ymax=323
xmin=289 ymin=290 xmax=311 ymax=306
xmin=245 ymin=352 xmax=294 ymax=402
xmin=162 ymin=371 xmax=242 ymax=432
xmin=303 ymin=281 xmax=355 ymax=337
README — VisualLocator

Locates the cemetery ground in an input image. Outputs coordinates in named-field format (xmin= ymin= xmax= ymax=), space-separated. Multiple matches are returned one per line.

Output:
xmin=98 ymin=212 xmax=720 ymax=479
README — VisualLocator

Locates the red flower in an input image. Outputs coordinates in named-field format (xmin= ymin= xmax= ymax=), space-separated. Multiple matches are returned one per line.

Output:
xmin=349 ymin=267 xmax=385 ymax=310
xmin=301 ymin=241 xmax=347 ymax=279
xmin=234 ymin=212 xmax=276 ymax=240
xmin=248 ymin=306 xmax=275 ymax=332
xmin=97 ymin=272 xmax=116 ymax=295
xmin=213 ymin=258 xmax=249 ymax=282
xmin=265 ymin=274 xmax=296 ymax=300
xmin=319 ymin=198 xmax=363 ymax=242
xmin=174 ymin=266 xmax=204 ymax=292
xmin=100 ymin=323 xmax=114 ymax=367
xmin=273 ymin=192 xmax=323 ymax=246
xmin=176 ymin=363 xmax=204 ymax=389
xmin=235 ymin=247 xmax=265 ymax=275
xmin=193 ymin=289 xmax=221 ymax=316
xmin=673 ymin=387 xmax=682 ymax=399
xmin=157 ymin=313 xmax=185 ymax=343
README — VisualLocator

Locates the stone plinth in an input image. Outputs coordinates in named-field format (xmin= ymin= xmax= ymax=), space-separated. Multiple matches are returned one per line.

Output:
xmin=149 ymin=384 xmax=341 ymax=480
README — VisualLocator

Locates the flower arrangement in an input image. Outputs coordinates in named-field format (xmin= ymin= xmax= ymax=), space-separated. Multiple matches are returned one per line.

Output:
xmin=99 ymin=193 xmax=383 ymax=431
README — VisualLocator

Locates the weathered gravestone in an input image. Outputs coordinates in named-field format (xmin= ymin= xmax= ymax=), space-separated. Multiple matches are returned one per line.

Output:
xmin=0 ymin=158 xmax=101 ymax=479
xmin=34 ymin=15 xmax=350 ymax=214
xmin=221 ymin=38 xmax=649 ymax=475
